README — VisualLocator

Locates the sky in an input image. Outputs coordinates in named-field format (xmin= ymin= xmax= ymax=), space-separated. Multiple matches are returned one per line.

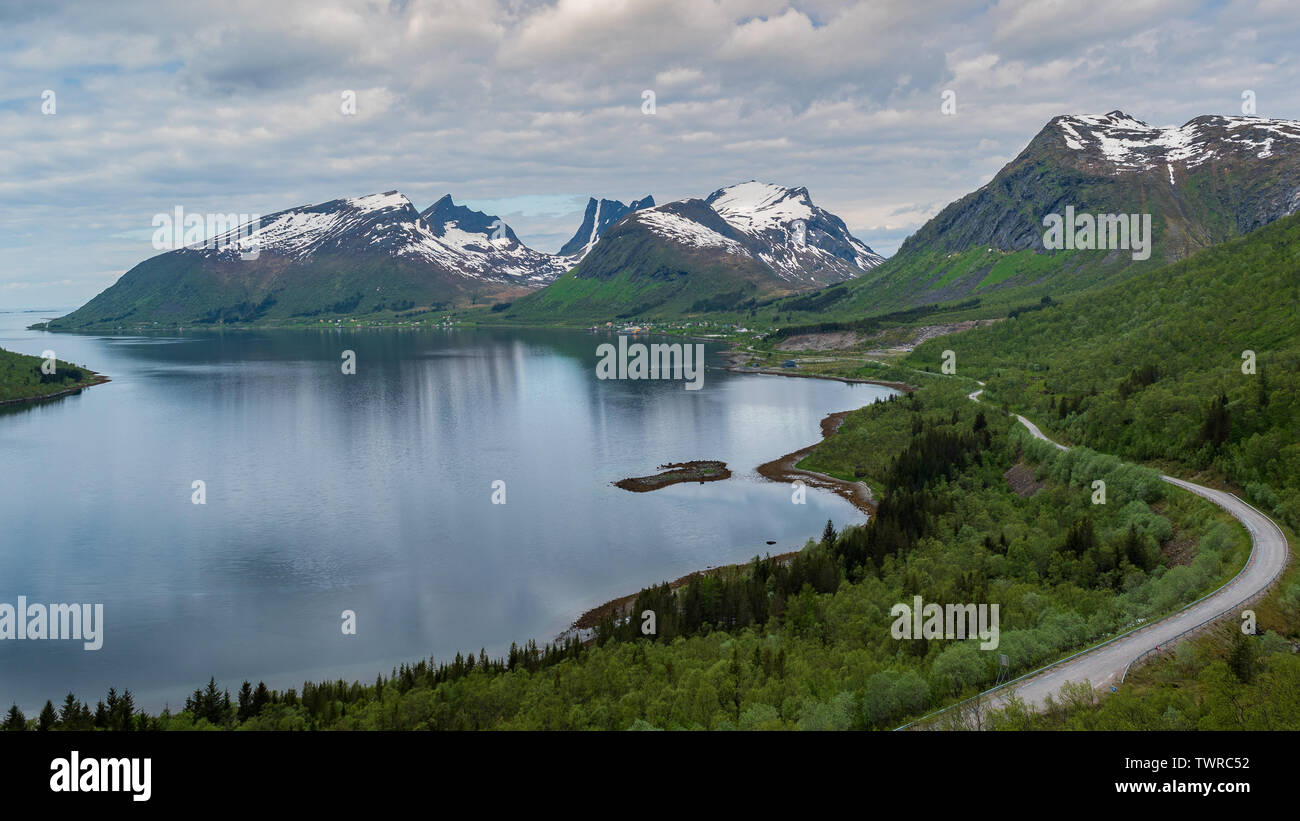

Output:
xmin=1 ymin=0 xmax=1298 ymax=308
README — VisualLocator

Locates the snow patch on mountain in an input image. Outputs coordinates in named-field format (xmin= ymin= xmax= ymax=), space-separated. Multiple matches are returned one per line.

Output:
xmin=633 ymin=208 xmax=749 ymax=253
xmin=198 ymin=182 xmax=883 ymax=291
xmin=1055 ymin=111 xmax=1300 ymax=173
xmin=704 ymin=181 xmax=884 ymax=279
xmin=707 ymin=181 xmax=814 ymax=234
xmin=203 ymin=190 xmax=570 ymax=284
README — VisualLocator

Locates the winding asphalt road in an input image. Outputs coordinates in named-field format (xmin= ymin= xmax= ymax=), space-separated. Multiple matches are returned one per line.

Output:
xmin=960 ymin=385 xmax=1290 ymax=714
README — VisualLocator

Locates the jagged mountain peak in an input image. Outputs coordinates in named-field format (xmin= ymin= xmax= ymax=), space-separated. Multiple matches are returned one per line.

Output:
xmin=557 ymin=195 xmax=655 ymax=257
xmin=171 ymin=187 xmax=570 ymax=287
xmin=419 ymin=195 xmax=520 ymax=243
xmin=700 ymin=181 xmax=883 ymax=279
xmin=576 ymin=182 xmax=882 ymax=288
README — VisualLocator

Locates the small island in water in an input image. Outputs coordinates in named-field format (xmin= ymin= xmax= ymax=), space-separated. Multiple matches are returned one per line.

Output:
xmin=615 ymin=460 xmax=732 ymax=492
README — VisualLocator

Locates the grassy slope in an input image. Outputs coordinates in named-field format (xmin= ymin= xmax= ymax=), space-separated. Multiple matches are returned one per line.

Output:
xmin=0 ymin=347 xmax=106 ymax=403
xmin=42 ymin=251 xmax=513 ymax=331
xmin=501 ymin=224 xmax=790 ymax=323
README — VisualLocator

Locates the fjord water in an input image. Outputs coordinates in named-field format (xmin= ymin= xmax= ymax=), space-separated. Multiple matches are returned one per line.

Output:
xmin=0 ymin=310 xmax=893 ymax=711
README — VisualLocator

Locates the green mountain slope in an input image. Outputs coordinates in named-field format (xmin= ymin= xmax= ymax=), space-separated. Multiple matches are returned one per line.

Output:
xmin=907 ymin=210 xmax=1300 ymax=530
xmin=41 ymin=251 xmax=474 ymax=329
xmin=772 ymin=111 xmax=1300 ymax=324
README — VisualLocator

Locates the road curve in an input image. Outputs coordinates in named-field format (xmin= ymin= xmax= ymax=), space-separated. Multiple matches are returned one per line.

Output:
xmin=966 ymin=385 xmax=1290 ymax=713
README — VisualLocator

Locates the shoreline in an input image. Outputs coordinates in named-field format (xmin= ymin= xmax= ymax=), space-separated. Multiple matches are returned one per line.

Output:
xmin=0 ymin=374 xmax=111 ymax=407
xmin=566 ymin=549 xmax=802 ymax=634
xmin=754 ymin=407 xmax=878 ymax=517
xmin=560 ymin=405 xmax=881 ymax=642
xmin=724 ymin=364 xmax=912 ymax=393
xmin=560 ymin=350 xmax=905 ymax=643
xmin=719 ymin=347 xmax=914 ymax=392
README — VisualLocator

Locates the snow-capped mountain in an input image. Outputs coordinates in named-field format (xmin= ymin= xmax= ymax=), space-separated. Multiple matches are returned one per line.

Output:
xmin=418 ymin=195 xmax=570 ymax=283
xmin=558 ymin=195 xmax=655 ymax=257
xmin=606 ymin=181 xmax=883 ymax=287
xmin=53 ymin=182 xmax=883 ymax=327
xmin=704 ymin=181 xmax=884 ymax=282
xmin=919 ymin=110 xmax=1300 ymax=256
xmin=823 ymin=110 xmax=1300 ymax=314
xmin=202 ymin=191 xmax=426 ymax=262
xmin=505 ymin=183 xmax=884 ymax=320
xmin=51 ymin=190 xmax=570 ymax=328
xmin=202 ymin=190 xmax=567 ymax=285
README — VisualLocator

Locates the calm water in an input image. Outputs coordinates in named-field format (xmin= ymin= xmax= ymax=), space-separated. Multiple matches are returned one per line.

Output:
xmin=0 ymin=310 xmax=893 ymax=711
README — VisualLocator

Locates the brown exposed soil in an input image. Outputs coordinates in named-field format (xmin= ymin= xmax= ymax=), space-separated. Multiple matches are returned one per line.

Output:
xmin=773 ymin=319 xmax=1002 ymax=353
xmin=774 ymin=330 xmax=861 ymax=351
xmin=1160 ymin=529 xmax=1198 ymax=567
xmin=1004 ymin=460 xmax=1046 ymax=498
xmin=900 ymin=319 xmax=1001 ymax=349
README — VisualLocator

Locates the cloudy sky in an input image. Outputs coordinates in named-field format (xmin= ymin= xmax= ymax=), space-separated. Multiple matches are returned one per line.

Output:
xmin=1 ymin=0 xmax=1297 ymax=308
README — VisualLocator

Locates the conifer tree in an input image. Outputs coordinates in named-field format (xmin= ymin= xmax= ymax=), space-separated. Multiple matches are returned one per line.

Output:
xmin=59 ymin=693 xmax=80 ymax=728
xmin=37 ymin=701 xmax=57 ymax=731
xmin=821 ymin=519 xmax=837 ymax=548
xmin=237 ymin=681 xmax=253 ymax=722
xmin=3 ymin=704 xmax=26 ymax=731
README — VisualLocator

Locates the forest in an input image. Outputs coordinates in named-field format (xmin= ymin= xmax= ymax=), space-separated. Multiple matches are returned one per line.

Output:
xmin=908 ymin=211 xmax=1300 ymax=536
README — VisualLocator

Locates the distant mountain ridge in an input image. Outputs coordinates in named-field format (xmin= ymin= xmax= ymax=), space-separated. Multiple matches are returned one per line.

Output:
xmin=503 ymin=181 xmax=885 ymax=321
xmin=416 ymin=194 xmax=570 ymax=283
xmin=50 ymin=181 xmax=883 ymax=328
xmin=50 ymin=191 xmax=565 ymax=328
